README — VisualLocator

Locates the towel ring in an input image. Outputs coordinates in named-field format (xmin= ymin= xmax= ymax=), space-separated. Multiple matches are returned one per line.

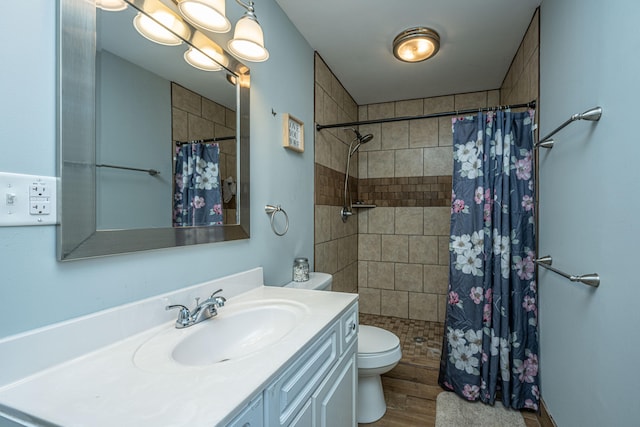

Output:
xmin=264 ymin=204 xmax=289 ymax=236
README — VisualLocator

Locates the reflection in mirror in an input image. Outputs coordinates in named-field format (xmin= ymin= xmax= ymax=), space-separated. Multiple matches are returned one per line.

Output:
xmin=171 ymin=83 xmax=237 ymax=227
xmin=57 ymin=0 xmax=250 ymax=261
xmin=95 ymin=3 xmax=237 ymax=229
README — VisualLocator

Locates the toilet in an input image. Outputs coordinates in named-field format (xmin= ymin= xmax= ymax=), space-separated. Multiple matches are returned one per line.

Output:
xmin=284 ymin=272 xmax=402 ymax=423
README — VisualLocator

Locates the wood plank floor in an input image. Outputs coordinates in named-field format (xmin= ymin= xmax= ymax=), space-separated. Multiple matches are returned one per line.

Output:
xmin=358 ymin=314 xmax=541 ymax=427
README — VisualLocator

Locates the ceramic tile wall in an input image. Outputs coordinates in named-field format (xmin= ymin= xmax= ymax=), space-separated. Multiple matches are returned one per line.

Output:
xmin=171 ymin=83 xmax=237 ymax=224
xmin=501 ymin=10 xmax=539 ymax=105
xmin=356 ymin=90 xmax=498 ymax=322
xmin=314 ymin=55 xmax=359 ymax=293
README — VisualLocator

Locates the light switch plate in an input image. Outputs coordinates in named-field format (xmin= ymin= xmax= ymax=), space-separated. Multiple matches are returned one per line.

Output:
xmin=0 ymin=172 xmax=58 ymax=226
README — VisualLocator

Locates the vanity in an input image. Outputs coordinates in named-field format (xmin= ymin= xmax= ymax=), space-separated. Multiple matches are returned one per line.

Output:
xmin=0 ymin=268 xmax=358 ymax=426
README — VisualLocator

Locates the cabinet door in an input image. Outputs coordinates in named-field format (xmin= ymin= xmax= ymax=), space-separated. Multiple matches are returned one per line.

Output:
xmin=225 ymin=395 xmax=264 ymax=427
xmin=289 ymin=398 xmax=313 ymax=427
xmin=312 ymin=350 xmax=357 ymax=427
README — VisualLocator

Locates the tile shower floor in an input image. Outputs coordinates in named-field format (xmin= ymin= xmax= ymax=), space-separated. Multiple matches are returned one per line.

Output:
xmin=358 ymin=314 xmax=540 ymax=427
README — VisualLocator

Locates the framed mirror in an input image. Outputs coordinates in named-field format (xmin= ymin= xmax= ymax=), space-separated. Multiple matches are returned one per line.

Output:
xmin=57 ymin=0 xmax=250 ymax=261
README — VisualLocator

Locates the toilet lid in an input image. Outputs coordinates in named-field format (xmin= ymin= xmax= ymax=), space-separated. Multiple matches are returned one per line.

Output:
xmin=358 ymin=325 xmax=400 ymax=354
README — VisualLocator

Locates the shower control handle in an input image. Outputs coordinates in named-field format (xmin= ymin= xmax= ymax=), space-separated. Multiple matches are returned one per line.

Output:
xmin=340 ymin=207 xmax=353 ymax=223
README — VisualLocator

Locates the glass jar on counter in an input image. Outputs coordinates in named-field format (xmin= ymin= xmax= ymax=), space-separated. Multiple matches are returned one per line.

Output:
xmin=292 ymin=257 xmax=309 ymax=282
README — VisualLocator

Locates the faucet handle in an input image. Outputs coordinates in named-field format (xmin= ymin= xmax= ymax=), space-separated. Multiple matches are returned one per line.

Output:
xmin=210 ymin=289 xmax=226 ymax=307
xmin=166 ymin=304 xmax=191 ymax=328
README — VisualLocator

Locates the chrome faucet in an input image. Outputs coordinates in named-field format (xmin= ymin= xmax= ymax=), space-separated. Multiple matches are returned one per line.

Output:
xmin=166 ymin=289 xmax=226 ymax=329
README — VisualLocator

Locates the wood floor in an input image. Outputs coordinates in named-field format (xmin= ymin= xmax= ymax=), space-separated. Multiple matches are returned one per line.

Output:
xmin=358 ymin=314 xmax=541 ymax=427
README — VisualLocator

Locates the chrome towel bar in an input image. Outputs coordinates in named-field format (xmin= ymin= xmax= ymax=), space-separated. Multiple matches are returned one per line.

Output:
xmin=535 ymin=106 xmax=602 ymax=149
xmin=96 ymin=163 xmax=160 ymax=176
xmin=534 ymin=256 xmax=600 ymax=287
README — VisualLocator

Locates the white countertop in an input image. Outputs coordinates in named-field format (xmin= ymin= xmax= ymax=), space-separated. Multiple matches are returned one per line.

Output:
xmin=0 ymin=285 xmax=357 ymax=427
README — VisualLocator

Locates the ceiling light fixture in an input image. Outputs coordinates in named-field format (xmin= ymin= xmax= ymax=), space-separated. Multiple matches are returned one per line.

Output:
xmin=133 ymin=9 xmax=190 ymax=46
xmin=393 ymin=27 xmax=440 ymax=63
xmin=227 ymin=0 xmax=269 ymax=62
xmin=177 ymin=0 xmax=231 ymax=33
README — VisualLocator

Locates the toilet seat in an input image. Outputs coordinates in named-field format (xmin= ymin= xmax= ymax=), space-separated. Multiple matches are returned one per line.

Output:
xmin=357 ymin=325 xmax=402 ymax=369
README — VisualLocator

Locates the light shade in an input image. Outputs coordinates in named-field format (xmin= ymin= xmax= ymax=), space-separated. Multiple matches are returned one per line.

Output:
xmin=96 ymin=0 xmax=127 ymax=11
xmin=133 ymin=10 xmax=190 ymax=46
xmin=184 ymin=32 xmax=229 ymax=71
xmin=227 ymin=15 xmax=269 ymax=62
xmin=178 ymin=0 xmax=231 ymax=33
xmin=393 ymin=27 xmax=440 ymax=63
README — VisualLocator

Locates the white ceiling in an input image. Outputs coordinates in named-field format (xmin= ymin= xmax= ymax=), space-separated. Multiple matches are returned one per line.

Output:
xmin=275 ymin=0 xmax=541 ymax=105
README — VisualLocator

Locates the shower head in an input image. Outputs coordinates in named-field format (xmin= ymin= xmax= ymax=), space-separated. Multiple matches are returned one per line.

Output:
xmin=349 ymin=128 xmax=374 ymax=156
xmin=352 ymin=128 xmax=374 ymax=144
xmin=341 ymin=128 xmax=375 ymax=222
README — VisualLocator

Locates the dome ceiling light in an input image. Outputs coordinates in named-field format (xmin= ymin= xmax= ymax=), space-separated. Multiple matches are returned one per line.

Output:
xmin=393 ymin=27 xmax=440 ymax=63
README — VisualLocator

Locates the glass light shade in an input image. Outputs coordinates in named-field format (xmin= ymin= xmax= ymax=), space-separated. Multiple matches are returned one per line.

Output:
xmin=227 ymin=16 xmax=269 ymax=62
xmin=178 ymin=0 xmax=231 ymax=33
xmin=393 ymin=27 xmax=440 ymax=63
xmin=96 ymin=0 xmax=127 ymax=11
xmin=133 ymin=10 xmax=190 ymax=46
xmin=184 ymin=45 xmax=228 ymax=71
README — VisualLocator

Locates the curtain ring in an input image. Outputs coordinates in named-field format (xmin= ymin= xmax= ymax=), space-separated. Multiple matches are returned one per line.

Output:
xmin=264 ymin=204 xmax=289 ymax=236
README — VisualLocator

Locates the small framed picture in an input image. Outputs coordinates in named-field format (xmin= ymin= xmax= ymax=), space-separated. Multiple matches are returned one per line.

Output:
xmin=283 ymin=113 xmax=304 ymax=152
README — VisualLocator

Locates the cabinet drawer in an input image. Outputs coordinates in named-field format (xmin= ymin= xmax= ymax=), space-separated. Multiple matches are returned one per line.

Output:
xmin=265 ymin=324 xmax=338 ymax=426
xmin=340 ymin=304 xmax=358 ymax=354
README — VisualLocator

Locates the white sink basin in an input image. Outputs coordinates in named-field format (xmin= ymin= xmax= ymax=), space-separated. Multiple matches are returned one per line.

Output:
xmin=133 ymin=299 xmax=309 ymax=372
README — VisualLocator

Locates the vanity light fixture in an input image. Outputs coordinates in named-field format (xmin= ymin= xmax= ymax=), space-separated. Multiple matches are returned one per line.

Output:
xmin=393 ymin=27 xmax=440 ymax=63
xmin=227 ymin=0 xmax=269 ymax=62
xmin=96 ymin=0 xmax=128 ymax=11
xmin=177 ymin=0 xmax=231 ymax=33
xmin=184 ymin=32 xmax=229 ymax=71
xmin=133 ymin=8 xmax=190 ymax=46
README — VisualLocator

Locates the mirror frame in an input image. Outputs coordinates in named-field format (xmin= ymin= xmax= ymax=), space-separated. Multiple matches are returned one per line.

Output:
xmin=57 ymin=0 xmax=251 ymax=261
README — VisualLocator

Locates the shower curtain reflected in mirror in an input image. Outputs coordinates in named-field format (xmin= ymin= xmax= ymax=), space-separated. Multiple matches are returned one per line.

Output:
xmin=173 ymin=143 xmax=223 ymax=227
xmin=439 ymin=110 xmax=539 ymax=411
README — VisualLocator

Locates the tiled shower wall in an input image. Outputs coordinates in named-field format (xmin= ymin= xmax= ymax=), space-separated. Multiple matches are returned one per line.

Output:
xmin=313 ymin=8 xmax=539 ymax=321
xmin=500 ymin=9 xmax=539 ymax=105
xmin=314 ymin=55 xmax=359 ymax=293
xmin=355 ymin=90 xmax=499 ymax=323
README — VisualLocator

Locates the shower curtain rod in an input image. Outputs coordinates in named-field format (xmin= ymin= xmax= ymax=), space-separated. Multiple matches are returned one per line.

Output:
xmin=315 ymin=100 xmax=536 ymax=131
xmin=175 ymin=135 xmax=236 ymax=146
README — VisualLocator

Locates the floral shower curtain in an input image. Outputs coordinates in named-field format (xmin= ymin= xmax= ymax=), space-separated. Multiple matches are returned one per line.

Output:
xmin=438 ymin=110 xmax=539 ymax=411
xmin=173 ymin=143 xmax=223 ymax=227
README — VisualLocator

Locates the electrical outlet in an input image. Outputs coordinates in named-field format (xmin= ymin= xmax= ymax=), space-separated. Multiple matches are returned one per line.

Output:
xmin=30 ymin=183 xmax=52 ymax=198
xmin=0 ymin=172 xmax=58 ymax=226
xmin=30 ymin=201 xmax=52 ymax=215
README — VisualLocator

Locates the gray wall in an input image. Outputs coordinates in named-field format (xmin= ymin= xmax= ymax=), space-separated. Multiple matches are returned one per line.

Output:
xmin=0 ymin=0 xmax=314 ymax=338
xmin=96 ymin=50 xmax=172 ymax=229
xmin=539 ymin=0 xmax=639 ymax=424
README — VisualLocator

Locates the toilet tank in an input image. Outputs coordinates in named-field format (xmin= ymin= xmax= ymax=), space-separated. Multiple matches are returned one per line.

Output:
xmin=284 ymin=272 xmax=333 ymax=291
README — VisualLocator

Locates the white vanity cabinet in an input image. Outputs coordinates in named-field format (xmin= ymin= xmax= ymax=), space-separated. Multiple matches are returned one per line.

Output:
xmin=0 ymin=273 xmax=359 ymax=427
xmin=225 ymin=301 xmax=358 ymax=427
